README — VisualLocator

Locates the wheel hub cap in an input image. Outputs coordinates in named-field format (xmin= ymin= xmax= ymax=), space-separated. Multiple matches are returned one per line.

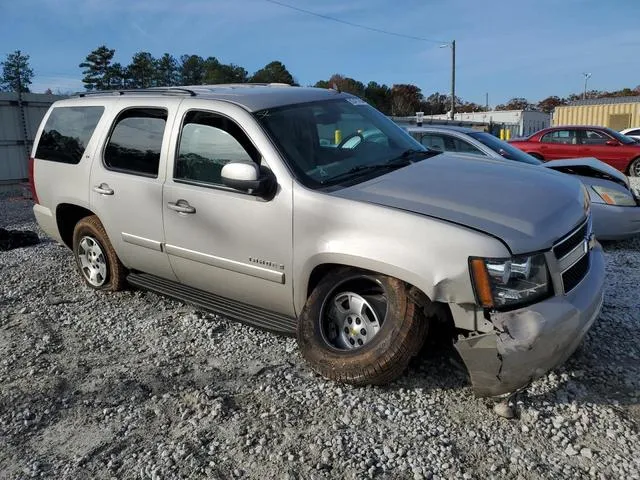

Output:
xmin=77 ymin=236 xmax=107 ymax=287
xmin=325 ymin=291 xmax=381 ymax=350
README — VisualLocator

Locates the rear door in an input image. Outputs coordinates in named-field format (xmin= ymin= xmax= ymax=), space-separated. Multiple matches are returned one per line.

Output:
xmin=539 ymin=129 xmax=580 ymax=159
xmin=89 ymin=98 xmax=180 ymax=280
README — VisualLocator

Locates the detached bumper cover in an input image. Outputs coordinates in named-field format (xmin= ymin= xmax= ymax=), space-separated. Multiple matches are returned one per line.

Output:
xmin=591 ymin=202 xmax=640 ymax=241
xmin=455 ymin=245 xmax=605 ymax=397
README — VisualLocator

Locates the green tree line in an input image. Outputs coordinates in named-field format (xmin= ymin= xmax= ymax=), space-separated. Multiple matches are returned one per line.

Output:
xmin=2 ymin=47 xmax=639 ymax=117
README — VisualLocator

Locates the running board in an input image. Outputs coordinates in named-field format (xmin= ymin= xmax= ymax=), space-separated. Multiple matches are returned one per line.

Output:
xmin=127 ymin=272 xmax=297 ymax=336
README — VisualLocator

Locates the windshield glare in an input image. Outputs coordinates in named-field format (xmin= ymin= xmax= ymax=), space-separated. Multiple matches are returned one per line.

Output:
xmin=470 ymin=132 xmax=542 ymax=165
xmin=254 ymin=98 xmax=428 ymax=188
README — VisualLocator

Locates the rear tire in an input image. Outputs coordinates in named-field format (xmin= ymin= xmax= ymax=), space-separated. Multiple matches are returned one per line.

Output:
xmin=297 ymin=267 xmax=429 ymax=386
xmin=628 ymin=157 xmax=640 ymax=177
xmin=72 ymin=215 xmax=126 ymax=291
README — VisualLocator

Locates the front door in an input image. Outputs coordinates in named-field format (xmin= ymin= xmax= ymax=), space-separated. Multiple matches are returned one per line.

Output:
xmin=162 ymin=103 xmax=294 ymax=316
xmin=578 ymin=129 xmax=629 ymax=170
xmin=89 ymin=99 xmax=179 ymax=280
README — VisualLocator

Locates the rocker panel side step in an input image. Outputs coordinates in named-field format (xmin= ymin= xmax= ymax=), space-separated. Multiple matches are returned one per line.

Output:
xmin=127 ymin=272 xmax=297 ymax=336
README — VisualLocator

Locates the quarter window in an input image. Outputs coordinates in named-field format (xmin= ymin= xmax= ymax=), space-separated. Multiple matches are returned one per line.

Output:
xmin=104 ymin=108 xmax=167 ymax=177
xmin=541 ymin=130 xmax=577 ymax=145
xmin=35 ymin=106 xmax=104 ymax=164
xmin=175 ymin=111 xmax=259 ymax=186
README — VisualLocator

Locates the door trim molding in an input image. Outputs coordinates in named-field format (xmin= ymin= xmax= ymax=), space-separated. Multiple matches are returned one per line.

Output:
xmin=122 ymin=232 xmax=163 ymax=252
xmin=165 ymin=244 xmax=285 ymax=284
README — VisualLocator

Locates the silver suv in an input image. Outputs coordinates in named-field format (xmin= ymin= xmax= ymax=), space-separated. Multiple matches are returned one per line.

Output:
xmin=29 ymin=84 xmax=604 ymax=397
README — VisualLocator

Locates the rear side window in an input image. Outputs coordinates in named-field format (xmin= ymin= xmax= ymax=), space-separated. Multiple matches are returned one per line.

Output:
xmin=541 ymin=130 xmax=577 ymax=145
xmin=104 ymin=108 xmax=167 ymax=177
xmin=35 ymin=106 xmax=104 ymax=164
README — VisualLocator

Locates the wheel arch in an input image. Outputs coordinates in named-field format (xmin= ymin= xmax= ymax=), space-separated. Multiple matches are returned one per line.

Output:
xmin=56 ymin=203 xmax=96 ymax=249
xmin=626 ymin=156 xmax=640 ymax=176
xmin=302 ymin=259 xmax=446 ymax=319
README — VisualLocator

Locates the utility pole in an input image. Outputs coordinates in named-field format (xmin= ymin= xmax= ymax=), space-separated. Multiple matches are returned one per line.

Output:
xmin=485 ymin=92 xmax=489 ymax=111
xmin=440 ymin=40 xmax=456 ymax=120
xmin=582 ymin=72 xmax=592 ymax=100
xmin=450 ymin=40 xmax=456 ymax=120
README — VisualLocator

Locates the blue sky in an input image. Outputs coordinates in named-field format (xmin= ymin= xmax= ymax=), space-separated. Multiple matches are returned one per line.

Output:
xmin=2 ymin=0 xmax=639 ymax=106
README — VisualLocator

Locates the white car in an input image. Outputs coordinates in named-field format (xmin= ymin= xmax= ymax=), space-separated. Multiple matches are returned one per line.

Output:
xmin=620 ymin=127 xmax=640 ymax=141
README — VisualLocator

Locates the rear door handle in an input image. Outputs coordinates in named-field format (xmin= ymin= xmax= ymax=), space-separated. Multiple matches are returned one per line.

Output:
xmin=167 ymin=200 xmax=196 ymax=214
xmin=93 ymin=183 xmax=114 ymax=195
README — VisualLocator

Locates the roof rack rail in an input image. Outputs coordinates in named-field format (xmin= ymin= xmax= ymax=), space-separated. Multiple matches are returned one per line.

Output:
xmin=75 ymin=87 xmax=197 ymax=97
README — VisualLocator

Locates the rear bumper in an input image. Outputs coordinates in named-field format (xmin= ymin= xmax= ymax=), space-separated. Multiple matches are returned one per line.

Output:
xmin=591 ymin=202 xmax=640 ymax=241
xmin=33 ymin=204 xmax=63 ymax=244
xmin=454 ymin=245 xmax=605 ymax=397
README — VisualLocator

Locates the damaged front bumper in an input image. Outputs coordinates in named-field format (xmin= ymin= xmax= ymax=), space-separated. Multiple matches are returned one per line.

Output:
xmin=454 ymin=244 xmax=605 ymax=398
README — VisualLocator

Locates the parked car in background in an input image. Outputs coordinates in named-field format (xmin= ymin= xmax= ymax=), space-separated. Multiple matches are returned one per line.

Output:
xmin=620 ymin=127 xmax=640 ymax=141
xmin=507 ymin=125 xmax=640 ymax=176
xmin=405 ymin=125 xmax=640 ymax=241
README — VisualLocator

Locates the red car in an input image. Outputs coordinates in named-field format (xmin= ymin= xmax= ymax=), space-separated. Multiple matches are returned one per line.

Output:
xmin=509 ymin=125 xmax=640 ymax=176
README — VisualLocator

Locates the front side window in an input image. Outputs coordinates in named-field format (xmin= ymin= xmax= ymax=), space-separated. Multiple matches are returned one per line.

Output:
xmin=104 ymin=108 xmax=167 ymax=176
xmin=175 ymin=111 xmax=259 ymax=186
xmin=541 ymin=130 xmax=577 ymax=145
xmin=35 ymin=106 xmax=104 ymax=164
xmin=581 ymin=130 xmax=608 ymax=145
xmin=254 ymin=97 xmax=430 ymax=189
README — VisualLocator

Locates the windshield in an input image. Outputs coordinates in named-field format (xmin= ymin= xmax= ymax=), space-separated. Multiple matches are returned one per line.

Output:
xmin=603 ymin=127 xmax=637 ymax=145
xmin=470 ymin=132 xmax=542 ymax=165
xmin=254 ymin=97 xmax=431 ymax=188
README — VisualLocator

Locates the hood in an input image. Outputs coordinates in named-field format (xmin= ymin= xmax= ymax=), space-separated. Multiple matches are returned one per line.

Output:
xmin=332 ymin=154 xmax=588 ymax=254
xmin=543 ymin=157 xmax=630 ymax=189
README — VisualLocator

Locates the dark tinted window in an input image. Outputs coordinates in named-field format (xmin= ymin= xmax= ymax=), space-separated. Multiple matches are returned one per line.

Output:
xmin=470 ymin=132 xmax=541 ymax=165
xmin=581 ymin=130 xmax=608 ymax=145
xmin=175 ymin=111 xmax=259 ymax=186
xmin=35 ymin=106 xmax=104 ymax=164
xmin=104 ymin=108 xmax=167 ymax=176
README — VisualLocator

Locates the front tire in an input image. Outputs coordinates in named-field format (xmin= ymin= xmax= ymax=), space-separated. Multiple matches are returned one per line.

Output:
xmin=297 ymin=267 xmax=429 ymax=386
xmin=628 ymin=157 xmax=640 ymax=177
xmin=72 ymin=215 xmax=126 ymax=291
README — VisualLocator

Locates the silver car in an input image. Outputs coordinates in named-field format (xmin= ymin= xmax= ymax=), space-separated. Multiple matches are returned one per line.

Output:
xmin=30 ymin=85 xmax=604 ymax=397
xmin=406 ymin=125 xmax=640 ymax=241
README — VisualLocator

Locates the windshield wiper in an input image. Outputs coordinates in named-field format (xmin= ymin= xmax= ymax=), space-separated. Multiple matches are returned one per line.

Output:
xmin=393 ymin=148 xmax=440 ymax=161
xmin=321 ymin=157 xmax=413 ymax=185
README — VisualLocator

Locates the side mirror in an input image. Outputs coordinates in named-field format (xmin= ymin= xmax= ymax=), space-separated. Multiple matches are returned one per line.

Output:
xmin=221 ymin=161 xmax=276 ymax=198
xmin=606 ymin=140 xmax=619 ymax=146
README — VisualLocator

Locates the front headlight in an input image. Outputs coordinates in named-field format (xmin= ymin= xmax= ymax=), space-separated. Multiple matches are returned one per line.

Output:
xmin=470 ymin=253 xmax=552 ymax=310
xmin=591 ymin=185 xmax=637 ymax=206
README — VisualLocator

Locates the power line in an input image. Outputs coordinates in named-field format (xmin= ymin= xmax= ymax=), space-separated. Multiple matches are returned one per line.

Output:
xmin=262 ymin=0 xmax=448 ymax=44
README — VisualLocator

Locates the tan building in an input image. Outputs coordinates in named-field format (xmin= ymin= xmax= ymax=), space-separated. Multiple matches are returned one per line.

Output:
xmin=552 ymin=96 xmax=640 ymax=131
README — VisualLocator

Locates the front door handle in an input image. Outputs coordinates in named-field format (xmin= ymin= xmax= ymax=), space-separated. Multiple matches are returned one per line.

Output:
xmin=167 ymin=200 xmax=196 ymax=214
xmin=93 ymin=183 xmax=114 ymax=195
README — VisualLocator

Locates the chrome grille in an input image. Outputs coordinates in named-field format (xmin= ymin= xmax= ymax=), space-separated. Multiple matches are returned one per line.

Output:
xmin=553 ymin=216 xmax=592 ymax=294
xmin=553 ymin=218 xmax=589 ymax=260
xmin=562 ymin=254 xmax=590 ymax=293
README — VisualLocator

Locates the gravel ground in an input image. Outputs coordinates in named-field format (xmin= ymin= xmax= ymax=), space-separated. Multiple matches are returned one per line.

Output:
xmin=1 ymin=187 xmax=639 ymax=480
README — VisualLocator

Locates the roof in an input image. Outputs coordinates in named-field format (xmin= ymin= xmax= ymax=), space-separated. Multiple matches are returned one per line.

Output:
xmin=567 ymin=96 xmax=640 ymax=107
xmin=406 ymin=125 xmax=478 ymax=134
xmin=72 ymin=84 xmax=350 ymax=112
